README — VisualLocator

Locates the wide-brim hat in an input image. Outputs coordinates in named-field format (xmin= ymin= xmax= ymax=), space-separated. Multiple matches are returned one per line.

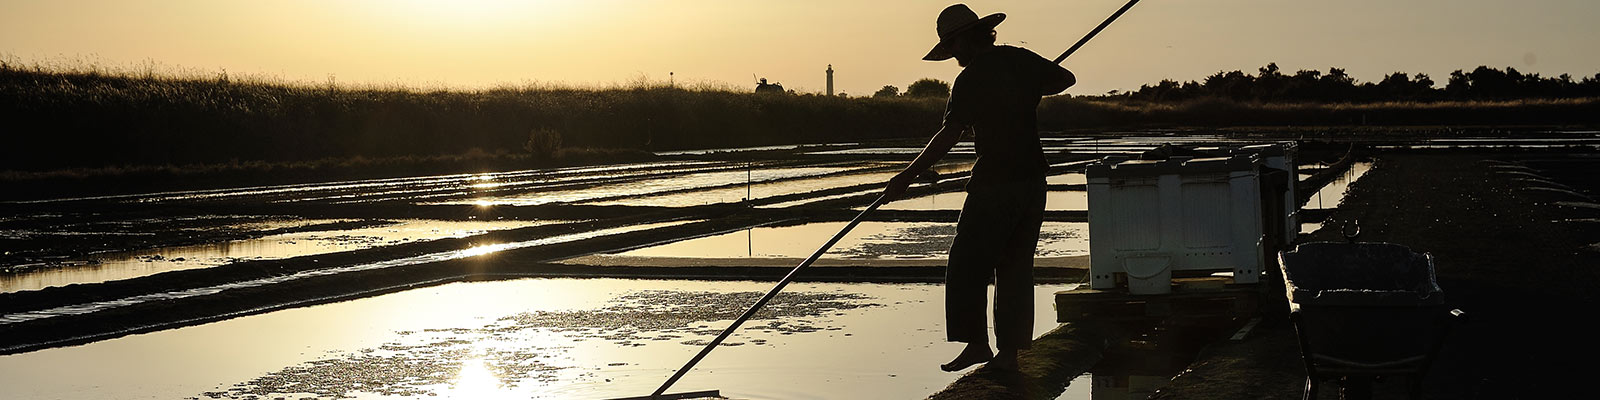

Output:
xmin=923 ymin=4 xmax=1005 ymax=61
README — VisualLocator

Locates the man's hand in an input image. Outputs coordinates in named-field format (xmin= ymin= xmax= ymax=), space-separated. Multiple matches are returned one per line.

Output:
xmin=883 ymin=172 xmax=916 ymax=202
xmin=887 ymin=121 xmax=964 ymax=202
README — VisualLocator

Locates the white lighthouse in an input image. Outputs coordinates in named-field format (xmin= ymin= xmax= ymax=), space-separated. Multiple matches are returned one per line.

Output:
xmin=826 ymin=64 xmax=834 ymax=96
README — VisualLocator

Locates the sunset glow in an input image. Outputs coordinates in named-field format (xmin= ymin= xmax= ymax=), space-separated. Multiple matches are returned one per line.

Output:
xmin=4 ymin=0 xmax=1597 ymax=94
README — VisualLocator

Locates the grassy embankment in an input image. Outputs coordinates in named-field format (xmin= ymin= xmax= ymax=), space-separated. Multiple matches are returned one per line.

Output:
xmin=2 ymin=63 xmax=1598 ymax=197
xmin=1 ymin=64 xmax=948 ymax=198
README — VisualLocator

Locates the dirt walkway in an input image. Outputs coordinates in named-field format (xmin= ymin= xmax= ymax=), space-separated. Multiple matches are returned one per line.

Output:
xmin=928 ymin=323 xmax=1114 ymax=400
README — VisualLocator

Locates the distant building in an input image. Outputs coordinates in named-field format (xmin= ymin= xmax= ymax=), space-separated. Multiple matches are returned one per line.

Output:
xmin=826 ymin=65 xmax=834 ymax=97
xmin=755 ymin=78 xmax=786 ymax=94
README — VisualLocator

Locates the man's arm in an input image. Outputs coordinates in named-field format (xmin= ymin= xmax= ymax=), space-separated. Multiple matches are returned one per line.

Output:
xmin=883 ymin=121 xmax=968 ymax=201
xmin=1042 ymin=67 xmax=1076 ymax=95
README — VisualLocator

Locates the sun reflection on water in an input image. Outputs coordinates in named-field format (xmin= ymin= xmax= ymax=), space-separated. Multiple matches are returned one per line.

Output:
xmin=449 ymin=358 xmax=513 ymax=399
xmin=460 ymin=242 xmax=512 ymax=258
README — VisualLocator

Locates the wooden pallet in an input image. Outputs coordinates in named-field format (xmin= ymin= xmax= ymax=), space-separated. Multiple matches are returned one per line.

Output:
xmin=1056 ymin=282 xmax=1260 ymax=322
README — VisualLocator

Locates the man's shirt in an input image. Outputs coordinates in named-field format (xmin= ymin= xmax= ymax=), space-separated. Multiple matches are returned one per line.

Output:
xmin=943 ymin=45 xmax=1063 ymax=189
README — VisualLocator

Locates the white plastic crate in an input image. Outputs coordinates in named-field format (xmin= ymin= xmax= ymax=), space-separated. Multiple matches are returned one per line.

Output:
xmin=1237 ymin=143 xmax=1299 ymax=245
xmin=1086 ymin=154 xmax=1270 ymax=294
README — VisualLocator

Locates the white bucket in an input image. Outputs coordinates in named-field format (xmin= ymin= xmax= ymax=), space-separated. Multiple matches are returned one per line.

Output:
xmin=1124 ymin=256 xmax=1173 ymax=295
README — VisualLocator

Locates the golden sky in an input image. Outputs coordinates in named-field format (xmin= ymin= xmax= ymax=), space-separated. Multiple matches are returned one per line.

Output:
xmin=3 ymin=0 xmax=1597 ymax=95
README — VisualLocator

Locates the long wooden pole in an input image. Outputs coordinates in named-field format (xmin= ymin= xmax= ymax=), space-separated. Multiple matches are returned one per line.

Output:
xmin=1053 ymin=0 xmax=1142 ymax=64
xmin=643 ymin=196 xmax=889 ymax=399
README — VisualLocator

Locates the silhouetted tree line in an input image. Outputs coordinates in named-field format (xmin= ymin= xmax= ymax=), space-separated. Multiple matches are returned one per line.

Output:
xmin=1120 ymin=63 xmax=1600 ymax=103
xmin=874 ymin=78 xmax=950 ymax=99
xmin=3 ymin=62 xmax=1597 ymax=173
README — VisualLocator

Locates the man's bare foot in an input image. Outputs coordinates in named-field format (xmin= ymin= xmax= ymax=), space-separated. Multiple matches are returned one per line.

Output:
xmin=940 ymin=343 xmax=994 ymax=372
xmin=987 ymin=348 xmax=1020 ymax=371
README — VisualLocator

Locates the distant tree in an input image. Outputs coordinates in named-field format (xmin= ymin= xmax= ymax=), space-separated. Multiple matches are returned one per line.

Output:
xmin=905 ymin=78 xmax=951 ymax=98
xmin=1274 ymin=69 xmax=1317 ymax=100
xmin=1415 ymin=73 xmax=1435 ymax=89
xmin=1253 ymin=63 xmax=1288 ymax=100
xmin=1584 ymin=73 xmax=1600 ymax=96
xmin=1322 ymin=68 xmax=1354 ymax=85
xmin=1316 ymin=67 xmax=1359 ymax=101
xmin=1131 ymin=79 xmax=1194 ymax=102
xmin=873 ymin=85 xmax=900 ymax=98
xmin=1446 ymin=70 xmax=1471 ymax=97
xmin=1375 ymin=72 xmax=1436 ymax=100
xmin=1202 ymin=70 xmax=1254 ymax=100
xmin=1466 ymin=66 xmax=1515 ymax=98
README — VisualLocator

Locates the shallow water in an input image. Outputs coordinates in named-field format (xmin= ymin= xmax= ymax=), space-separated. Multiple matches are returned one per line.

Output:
xmin=1304 ymin=161 xmax=1374 ymax=210
xmin=803 ymin=141 xmax=975 ymax=157
xmin=314 ymin=161 xmax=745 ymax=204
xmin=586 ymin=170 xmax=899 ymax=207
xmin=614 ymin=221 xmax=1089 ymax=259
xmin=654 ymin=143 xmax=809 ymax=156
xmin=879 ymin=191 xmax=1089 ymax=211
xmin=606 ymin=161 xmax=985 ymax=209
xmin=0 ymin=278 xmax=1079 ymax=399
xmin=1 ymin=214 xmax=321 ymax=236
xmin=439 ymin=165 xmax=874 ymax=207
xmin=0 ymin=220 xmax=696 ymax=325
xmin=1047 ymin=173 xmax=1087 ymax=185
xmin=756 ymin=188 xmax=881 ymax=209
xmin=1 ymin=219 xmax=557 ymax=293
xmin=804 ymin=147 xmax=924 ymax=155
xmin=12 ymin=160 xmax=722 ymax=205
xmin=1055 ymin=145 xmax=1157 ymax=154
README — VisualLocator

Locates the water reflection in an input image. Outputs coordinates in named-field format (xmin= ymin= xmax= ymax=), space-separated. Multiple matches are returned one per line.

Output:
xmin=587 ymin=171 xmax=899 ymax=207
xmin=758 ymin=188 xmax=880 ymax=209
xmin=440 ymin=165 xmax=871 ymax=207
xmin=1083 ymin=346 xmax=1193 ymax=400
xmin=0 ymin=278 xmax=1079 ymax=399
xmin=0 ymin=220 xmax=694 ymax=324
xmin=2 ymin=219 xmax=557 ymax=293
xmin=17 ymin=160 xmax=720 ymax=205
xmin=1304 ymin=161 xmax=1374 ymax=210
xmin=614 ymin=221 xmax=1089 ymax=260
xmin=452 ymin=358 xmax=514 ymax=399
xmin=1047 ymin=173 xmax=1088 ymax=185
xmin=880 ymin=191 xmax=1089 ymax=211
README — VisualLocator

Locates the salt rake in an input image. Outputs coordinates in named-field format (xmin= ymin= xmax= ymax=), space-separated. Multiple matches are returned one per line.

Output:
xmin=607 ymin=195 xmax=889 ymax=400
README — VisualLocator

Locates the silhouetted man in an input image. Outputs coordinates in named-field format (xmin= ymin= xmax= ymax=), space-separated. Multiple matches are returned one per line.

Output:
xmin=883 ymin=4 xmax=1074 ymax=372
